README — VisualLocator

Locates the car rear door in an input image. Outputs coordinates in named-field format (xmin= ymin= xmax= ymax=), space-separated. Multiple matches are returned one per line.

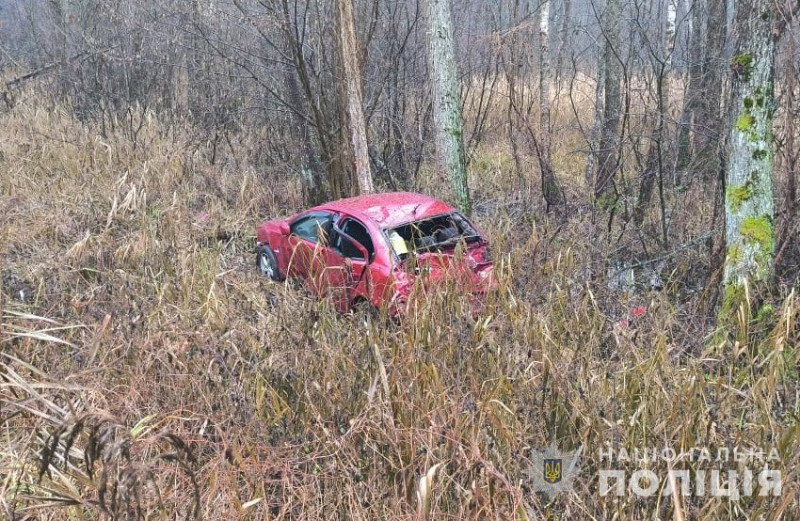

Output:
xmin=323 ymin=217 xmax=375 ymax=312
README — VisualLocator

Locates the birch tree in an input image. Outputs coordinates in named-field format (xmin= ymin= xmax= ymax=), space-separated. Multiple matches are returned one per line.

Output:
xmin=536 ymin=0 xmax=566 ymax=209
xmin=425 ymin=0 xmax=471 ymax=215
xmin=723 ymin=0 xmax=776 ymax=300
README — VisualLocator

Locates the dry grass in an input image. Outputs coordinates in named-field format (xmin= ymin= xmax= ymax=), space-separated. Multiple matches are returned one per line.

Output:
xmin=1 ymin=96 xmax=798 ymax=520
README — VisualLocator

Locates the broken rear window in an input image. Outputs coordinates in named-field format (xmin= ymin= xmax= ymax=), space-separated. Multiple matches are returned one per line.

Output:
xmin=386 ymin=212 xmax=481 ymax=257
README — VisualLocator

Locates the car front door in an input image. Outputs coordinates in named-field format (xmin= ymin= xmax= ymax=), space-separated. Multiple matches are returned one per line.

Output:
xmin=286 ymin=211 xmax=333 ymax=293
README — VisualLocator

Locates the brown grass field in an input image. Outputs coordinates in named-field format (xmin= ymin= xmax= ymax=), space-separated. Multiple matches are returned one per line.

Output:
xmin=1 ymin=94 xmax=798 ymax=520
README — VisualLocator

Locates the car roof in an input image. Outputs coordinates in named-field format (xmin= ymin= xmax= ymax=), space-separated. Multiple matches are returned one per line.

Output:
xmin=314 ymin=192 xmax=455 ymax=228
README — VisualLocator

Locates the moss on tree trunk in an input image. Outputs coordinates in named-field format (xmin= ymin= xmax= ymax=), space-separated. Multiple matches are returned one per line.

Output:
xmin=722 ymin=0 xmax=776 ymax=314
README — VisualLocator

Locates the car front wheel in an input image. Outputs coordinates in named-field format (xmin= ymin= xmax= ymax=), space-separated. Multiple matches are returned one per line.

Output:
xmin=257 ymin=245 xmax=283 ymax=281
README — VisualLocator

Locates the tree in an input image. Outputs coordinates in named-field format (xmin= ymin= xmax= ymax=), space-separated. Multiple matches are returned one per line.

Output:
xmin=723 ymin=0 xmax=777 ymax=299
xmin=594 ymin=0 xmax=623 ymax=205
xmin=279 ymin=0 xmax=350 ymax=203
xmin=674 ymin=0 xmax=705 ymax=183
xmin=783 ymin=19 xmax=797 ymax=227
xmin=338 ymin=0 xmax=374 ymax=195
xmin=694 ymin=0 xmax=727 ymax=181
xmin=535 ymin=0 xmax=566 ymax=210
xmin=632 ymin=0 xmax=678 ymax=234
xmin=425 ymin=0 xmax=471 ymax=215
xmin=674 ymin=0 xmax=727 ymax=185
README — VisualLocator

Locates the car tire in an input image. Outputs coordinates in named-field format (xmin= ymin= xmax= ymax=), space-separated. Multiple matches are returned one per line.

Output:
xmin=257 ymin=245 xmax=283 ymax=281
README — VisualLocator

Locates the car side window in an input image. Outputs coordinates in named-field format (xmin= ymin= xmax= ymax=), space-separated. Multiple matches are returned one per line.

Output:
xmin=290 ymin=212 xmax=332 ymax=244
xmin=336 ymin=218 xmax=374 ymax=260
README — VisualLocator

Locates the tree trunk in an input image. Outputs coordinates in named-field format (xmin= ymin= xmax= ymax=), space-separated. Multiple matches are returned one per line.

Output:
xmin=425 ymin=0 xmax=471 ymax=215
xmin=694 ymin=0 xmax=727 ymax=182
xmin=280 ymin=0 xmax=349 ymax=203
xmin=675 ymin=0 xmax=727 ymax=186
xmin=594 ymin=0 xmax=622 ymax=204
xmin=633 ymin=0 xmax=676 ymax=231
xmin=674 ymin=0 xmax=704 ymax=184
xmin=286 ymin=68 xmax=326 ymax=205
xmin=633 ymin=71 xmax=668 ymax=230
xmin=536 ymin=0 xmax=565 ymax=209
xmin=281 ymin=0 xmax=330 ymax=204
xmin=554 ymin=0 xmax=572 ymax=88
xmin=785 ymin=26 xmax=797 ymax=225
xmin=585 ymin=47 xmax=605 ymax=188
xmin=723 ymin=0 xmax=776 ymax=300
xmin=339 ymin=0 xmax=374 ymax=195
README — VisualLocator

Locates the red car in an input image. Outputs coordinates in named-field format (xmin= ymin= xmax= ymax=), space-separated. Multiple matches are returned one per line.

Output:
xmin=255 ymin=192 xmax=493 ymax=316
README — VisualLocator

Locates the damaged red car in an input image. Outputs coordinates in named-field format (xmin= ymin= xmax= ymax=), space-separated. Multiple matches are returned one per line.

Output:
xmin=255 ymin=192 xmax=493 ymax=316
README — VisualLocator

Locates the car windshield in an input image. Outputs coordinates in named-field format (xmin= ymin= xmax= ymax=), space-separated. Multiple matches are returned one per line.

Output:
xmin=386 ymin=212 xmax=481 ymax=257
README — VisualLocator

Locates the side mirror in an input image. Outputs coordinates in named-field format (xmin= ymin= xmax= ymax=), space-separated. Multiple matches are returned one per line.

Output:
xmin=280 ymin=222 xmax=290 ymax=236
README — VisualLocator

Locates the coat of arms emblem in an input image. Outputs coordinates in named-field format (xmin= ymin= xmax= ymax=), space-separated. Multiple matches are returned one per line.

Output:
xmin=543 ymin=457 xmax=563 ymax=483
xmin=529 ymin=444 xmax=582 ymax=499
